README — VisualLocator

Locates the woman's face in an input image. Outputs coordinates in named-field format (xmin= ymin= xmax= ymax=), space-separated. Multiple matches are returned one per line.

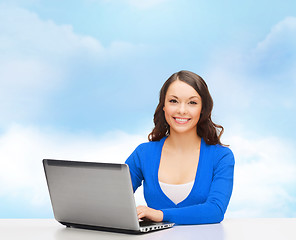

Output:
xmin=163 ymin=80 xmax=202 ymax=136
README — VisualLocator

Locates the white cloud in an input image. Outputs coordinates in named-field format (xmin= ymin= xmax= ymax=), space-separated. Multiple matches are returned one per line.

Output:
xmin=0 ymin=4 xmax=150 ymax=126
xmin=206 ymin=16 xmax=296 ymax=124
xmin=0 ymin=4 xmax=102 ymax=125
xmin=205 ymin=17 xmax=296 ymax=218
xmin=225 ymin=134 xmax=296 ymax=218
xmin=256 ymin=16 xmax=296 ymax=54
xmin=1 ymin=124 xmax=295 ymax=217
xmin=252 ymin=16 xmax=296 ymax=79
xmin=0 ymin=124 xmax=147 ymax=209
xmin=0 ymin=5 xmax=104 ymax=58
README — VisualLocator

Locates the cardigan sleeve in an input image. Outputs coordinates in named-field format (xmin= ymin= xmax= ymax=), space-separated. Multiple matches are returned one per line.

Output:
xmin=125 ymin=145 xmax=144 ymax=192
xmin=161 ymin=149 xmax=235 ymax=225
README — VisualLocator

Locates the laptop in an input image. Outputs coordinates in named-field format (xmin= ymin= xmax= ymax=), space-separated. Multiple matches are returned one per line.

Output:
xmin=43 ymin=159 xmax=174 ymax=234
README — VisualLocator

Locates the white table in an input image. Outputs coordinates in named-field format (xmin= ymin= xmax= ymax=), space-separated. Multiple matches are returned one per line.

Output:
xmin=0 ymin=218 xmax=295 ymax=240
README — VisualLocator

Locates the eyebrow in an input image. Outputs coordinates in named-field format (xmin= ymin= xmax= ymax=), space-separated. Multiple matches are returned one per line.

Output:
xmin=169 ymin=95 xmax=200 ymax=100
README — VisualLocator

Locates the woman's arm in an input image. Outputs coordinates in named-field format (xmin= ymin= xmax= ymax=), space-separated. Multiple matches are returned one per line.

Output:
xmin=125 ymin=145 xmax=144 ymax=192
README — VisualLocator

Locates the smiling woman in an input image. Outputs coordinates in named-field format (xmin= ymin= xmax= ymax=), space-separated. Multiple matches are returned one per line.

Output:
xmin=125 ymin=70 xmax=235 ymax=225
xmin=148 ymin=71 xmax=225 ymax=145
xmin=163 ymin=80 xmax=202 ymax=137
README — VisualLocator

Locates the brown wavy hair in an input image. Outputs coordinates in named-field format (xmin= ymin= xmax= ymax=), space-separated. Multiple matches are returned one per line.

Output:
xmin=148 ymin=70 xmax=225 ymax=145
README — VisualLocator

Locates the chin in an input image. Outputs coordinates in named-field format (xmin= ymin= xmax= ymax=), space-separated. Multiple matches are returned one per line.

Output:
xmin=170 ymin=127 xmax=197 ymax=135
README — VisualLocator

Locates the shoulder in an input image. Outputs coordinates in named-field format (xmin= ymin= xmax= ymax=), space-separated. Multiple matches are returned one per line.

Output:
xmin=126 ymin=137 xmax=166 ymax=167
xmin=202 ymin=140 xmax=235 ymax=167
xmin=134 ymin=137 xmax=166 ymax=154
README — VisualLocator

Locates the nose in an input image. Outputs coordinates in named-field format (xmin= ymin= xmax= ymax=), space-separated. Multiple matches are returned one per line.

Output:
xmin=178 ymin=103 xmax=187 ymax=115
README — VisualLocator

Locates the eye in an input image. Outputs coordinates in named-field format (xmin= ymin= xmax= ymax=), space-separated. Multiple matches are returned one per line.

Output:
xmin=169 ymin=99 xmax=178 ymax=103
xmin=189 ymin=101 xmax=197 ymax=105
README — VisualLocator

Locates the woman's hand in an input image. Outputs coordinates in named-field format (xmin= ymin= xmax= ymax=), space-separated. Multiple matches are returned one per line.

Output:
xmin=136 ymin=205 xmax=164 ymax=222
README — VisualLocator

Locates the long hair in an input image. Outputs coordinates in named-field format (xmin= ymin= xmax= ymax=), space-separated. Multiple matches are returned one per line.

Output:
xmin=148 ymin=70 xmax=225 ymax=145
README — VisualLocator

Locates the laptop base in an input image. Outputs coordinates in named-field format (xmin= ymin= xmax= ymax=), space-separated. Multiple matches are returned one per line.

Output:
xmin=60 ymin=221 xmax=173 ymax=234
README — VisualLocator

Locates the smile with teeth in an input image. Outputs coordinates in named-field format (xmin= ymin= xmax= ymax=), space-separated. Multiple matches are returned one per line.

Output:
xmin=173 ymin=117 xmax=190 ymax=124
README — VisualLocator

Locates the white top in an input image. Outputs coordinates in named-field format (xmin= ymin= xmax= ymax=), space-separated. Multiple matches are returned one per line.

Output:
xmin=159 ymin=181 xmax=194 ymax=204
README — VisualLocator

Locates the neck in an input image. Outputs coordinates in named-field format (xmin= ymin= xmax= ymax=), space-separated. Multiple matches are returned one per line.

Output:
xmin=166 ymin=130 xmax=201 ymax=151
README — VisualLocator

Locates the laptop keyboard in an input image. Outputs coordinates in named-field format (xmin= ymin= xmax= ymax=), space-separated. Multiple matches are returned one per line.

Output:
xmin=139 ymin=221 xmax=157 ymax=227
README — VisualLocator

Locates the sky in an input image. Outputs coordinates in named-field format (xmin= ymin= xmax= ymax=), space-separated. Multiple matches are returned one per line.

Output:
xmin=0 ymin=0 xmax=296 ymax=218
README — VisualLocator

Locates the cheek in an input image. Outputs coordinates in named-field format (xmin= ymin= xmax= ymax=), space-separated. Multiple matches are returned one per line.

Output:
xmin=163 ymin=108 xmax=170 ymax=121
xmin=163 ymin=105 xmax=172 ymax=116
xmin=163 ymin=106 xmax=174 ymax=123
xmin=192 ymin=108 xmax=202 ymax=121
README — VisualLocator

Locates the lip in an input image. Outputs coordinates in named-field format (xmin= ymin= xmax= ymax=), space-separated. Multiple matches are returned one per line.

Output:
xmin=173 ymin=117 xmax=191 ymax=124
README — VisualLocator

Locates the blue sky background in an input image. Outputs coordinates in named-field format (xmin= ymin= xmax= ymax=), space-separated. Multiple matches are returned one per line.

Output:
xmin=0 ymin=0 xmax=295 ymax=218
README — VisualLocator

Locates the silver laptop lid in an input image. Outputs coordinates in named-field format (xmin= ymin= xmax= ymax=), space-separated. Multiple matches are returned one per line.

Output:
xmin=43 ymin=159 xmax=140 ymax=231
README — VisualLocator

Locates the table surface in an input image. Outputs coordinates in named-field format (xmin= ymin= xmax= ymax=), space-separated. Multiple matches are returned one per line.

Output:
xmin=0 ymin=218 xmax=295 ymax=240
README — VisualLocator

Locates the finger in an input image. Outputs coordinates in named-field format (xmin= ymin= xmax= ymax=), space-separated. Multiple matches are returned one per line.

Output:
xmin=137 ymin=206 xmax=147 ymax=214
xmin=137 ymin=206 xmax=144 ymax=214
xmin=137 ymin=211 xmax=146 ymax=219
xmin=136 ymin=205 xmax=146 ymax=210
xmin=137 ymin=209 xmax=143 ymax=216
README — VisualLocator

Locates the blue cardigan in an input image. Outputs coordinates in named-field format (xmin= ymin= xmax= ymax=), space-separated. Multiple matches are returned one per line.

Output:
xmin=125 ymin=137 xmax=235 ymax=225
